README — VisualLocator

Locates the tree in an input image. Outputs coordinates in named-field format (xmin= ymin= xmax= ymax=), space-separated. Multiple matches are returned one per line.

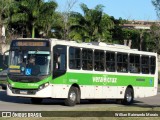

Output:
xmin=149 ymin=23 xmax=160 ymax=53
xmin=0 ymin=0 xmax=13 ymax=41
xmin=50 ymin=12 xmax=65 ymax=39
xmin=150 ymin=0 xmax=160 ymax=53
xmin=152 ymin=0 xmax=160 ymax=18
xmin=69 ymin=3 xmax=114 ymax=42
xmin=52 ymin=0 xmax=78 ymax=39
xmin=11 ymin=0 xmax=57 ymax=38
xmin=111 ymin=17 xmax=130 ymax=44
xmin=62 ymin=0 xmax=78 ymax=39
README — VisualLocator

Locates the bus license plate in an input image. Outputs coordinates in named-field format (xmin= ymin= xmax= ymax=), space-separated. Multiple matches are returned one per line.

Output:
xmin=20 ymin=90 xmax=27 ymax=94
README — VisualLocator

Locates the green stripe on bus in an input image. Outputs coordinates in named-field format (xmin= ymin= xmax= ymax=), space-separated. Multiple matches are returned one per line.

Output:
xmin=8 ymin=72 xmax=155 ymax=89
xmin=8 ymin=76 xmax=52 ymax=89
xmin=52 ymin=72 xmax=155 ymax=87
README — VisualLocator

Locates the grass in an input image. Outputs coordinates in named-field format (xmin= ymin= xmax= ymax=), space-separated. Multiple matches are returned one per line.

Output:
xmin=1 ymin=103 xmax=159 ymax=120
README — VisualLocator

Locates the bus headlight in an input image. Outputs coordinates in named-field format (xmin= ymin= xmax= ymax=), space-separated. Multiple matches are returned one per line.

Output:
xmin=8 ymin=83 xmax=12 ymax=90
xmin=38 ymin=82 xmax=49 ymax=90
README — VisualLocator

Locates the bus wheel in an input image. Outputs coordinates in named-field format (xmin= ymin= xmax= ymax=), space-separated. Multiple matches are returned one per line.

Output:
xmin=65 ymin=87 xmax=79 ymax=106
xmin=31 ymin=98 xmax=43 ymax=104
xmin=123 ymin=88 xmax=134 ymax=105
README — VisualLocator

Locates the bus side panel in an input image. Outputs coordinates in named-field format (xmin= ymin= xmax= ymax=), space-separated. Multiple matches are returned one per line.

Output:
xmin=80 ymin=86 xmax=95 ymax=99
xmin=134 ymin=87 xmax=157 ymax=98
xmin=102 ymin=86 xmax=118 ymax=98
xmin=50 ymin=73 xmax=70 ymax=98
xmin=50 ymin=84 xmax=70 ymax=98
xmin=80 ymin=86 xmax=125 ymax=99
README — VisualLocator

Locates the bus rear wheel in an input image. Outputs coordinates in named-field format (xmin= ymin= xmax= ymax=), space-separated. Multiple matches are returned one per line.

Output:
xmin=31 ymin=98 xmax=43 ymax=104
xmin=64 ymin=87 xmax=79 ymax=106
xmin=123 ymin=87 xmax=134 ymax=105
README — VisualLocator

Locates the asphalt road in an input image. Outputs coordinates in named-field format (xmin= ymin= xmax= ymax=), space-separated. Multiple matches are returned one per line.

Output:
xmin=0 ymin=89 xmax=160 ymax=111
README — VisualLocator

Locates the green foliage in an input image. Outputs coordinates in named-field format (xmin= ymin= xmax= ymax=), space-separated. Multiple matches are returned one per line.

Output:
xmin=0 ymin=0 xmax=158 ymax=53
xmin=149 ymin=23 xmax=160 ymax=53
xmin=0 ymin=0 xmax=14 ymax=25
xmin=150 ymin=0 xmax=160 ymax=53
xmin=51 ymin=12 xmax=70 ymax=39
xmin=152 ymin=0 xmax=160 ymax=18
xmin=122 ymin=29 xmax=140 ymax=49
xmin=69 ymin=3 xmax=114 ymax=42
xmin=10 ymin=0 xmax=57 ymax=38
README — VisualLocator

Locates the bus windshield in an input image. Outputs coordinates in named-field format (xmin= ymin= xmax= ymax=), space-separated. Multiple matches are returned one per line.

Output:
xmin=9 ymin=50 xmax=51 ymax=76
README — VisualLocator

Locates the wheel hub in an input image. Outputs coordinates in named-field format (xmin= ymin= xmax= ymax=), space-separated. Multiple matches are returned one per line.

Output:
xmin=69 ymin=91 xmax=76 ymax=101
xmin=126 ymin=93 xmax=132 ymax=102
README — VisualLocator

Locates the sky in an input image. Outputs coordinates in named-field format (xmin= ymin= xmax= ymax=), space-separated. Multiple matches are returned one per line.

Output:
xmin=55 ymin=0 xmax=158 ymax=21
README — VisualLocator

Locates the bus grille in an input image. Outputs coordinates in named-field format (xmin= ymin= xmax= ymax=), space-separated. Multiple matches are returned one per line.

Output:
xmin=11 ymin=88 xmax=37 ymax=95
xmin=8 ymin=76 xmax=41 ymax=83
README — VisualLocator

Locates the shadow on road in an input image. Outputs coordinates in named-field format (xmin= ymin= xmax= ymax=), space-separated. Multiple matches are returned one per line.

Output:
xmin=0 ymin=90 xmax=65 ymax=105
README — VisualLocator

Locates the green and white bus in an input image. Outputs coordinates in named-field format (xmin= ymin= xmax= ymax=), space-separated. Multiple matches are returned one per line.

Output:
xmin=6 ymin=38 xmax=158 ymax=106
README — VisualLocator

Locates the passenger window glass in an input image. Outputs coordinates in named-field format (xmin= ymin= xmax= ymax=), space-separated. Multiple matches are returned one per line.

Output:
xmin=94 ymin=50 xmax=104 ymax=71
xmin=82 ymin=49 xmax=93 ymax=70
xmin=69 ymin=47 xmax=81 ymax=69
xmin=141 ymin=56 xmax=149 ymax=74
xmin=106 ymin=52 xmax=115 ymax=72
xmin=150 ymin=56 xmax=156 ymax=74
xmin=117 ymin=53 xmax=128 ymax=72
xmin=129 ymin=54 xmax=140 ymax=73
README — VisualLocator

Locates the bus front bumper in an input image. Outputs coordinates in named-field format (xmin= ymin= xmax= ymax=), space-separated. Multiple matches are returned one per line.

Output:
xmin=7 ymin=85 xmax=52 ymax=98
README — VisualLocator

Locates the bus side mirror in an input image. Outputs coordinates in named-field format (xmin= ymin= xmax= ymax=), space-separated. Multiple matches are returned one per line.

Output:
xmin=3 ymin=50 xmax=9 ymax=67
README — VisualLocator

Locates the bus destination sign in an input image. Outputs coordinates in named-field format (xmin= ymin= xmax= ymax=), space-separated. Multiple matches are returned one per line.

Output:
xmin=16 ymin=41 xmax=47 ymax=46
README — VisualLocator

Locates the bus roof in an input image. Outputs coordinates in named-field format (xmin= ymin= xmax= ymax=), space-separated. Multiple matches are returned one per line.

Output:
xmin=16 ymin=38 xmax=48 ymax=40
xmin=14 ymin=38 xmax=157 ymax=56
xmin=49 ymin=38 xmax=157 ymax=56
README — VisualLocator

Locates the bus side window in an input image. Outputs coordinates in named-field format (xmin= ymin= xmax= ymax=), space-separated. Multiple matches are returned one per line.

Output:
xmin=141 ymin=56 xmax=149 ymax=74
xmin=106 ymin=52 xmax=115 ymax=72
xmin=82 ymin=49 xmax=93 ymax=70
xmin=117 ymin=53 xmax=128 ymax=72
xmin=150 ymin=56 xmax=156 ymax=74
xmin=129 ymin=54 xmax=140 ymax=73
xmin=69 ymin=47 xmax=81 ymax=69
xmin=94 ymin=50 xmax=104 ymax=71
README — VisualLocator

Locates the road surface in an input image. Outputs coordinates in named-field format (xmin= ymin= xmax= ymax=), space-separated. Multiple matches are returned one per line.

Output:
xmin=0 ymin=90 xmax=160 ymax=111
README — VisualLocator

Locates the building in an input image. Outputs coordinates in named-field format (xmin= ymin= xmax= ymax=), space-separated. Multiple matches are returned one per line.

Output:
xmin=122 ymin=20 xmax=160 ymax=30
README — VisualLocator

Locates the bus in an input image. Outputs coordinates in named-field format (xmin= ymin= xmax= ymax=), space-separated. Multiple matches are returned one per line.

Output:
xmin=6 ymin=38 xmax=158 ymax=106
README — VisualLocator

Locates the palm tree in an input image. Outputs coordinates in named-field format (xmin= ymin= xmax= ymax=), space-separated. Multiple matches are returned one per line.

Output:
xmin=51 ymin=12 xmax=67 ymax=39
xmin=11 ymin=0 xmax=57 ymax=38
xmin=69 ymin=3 xmax=114 ymax=42
xmin=0 ymin=0 xmax=13 ymax=39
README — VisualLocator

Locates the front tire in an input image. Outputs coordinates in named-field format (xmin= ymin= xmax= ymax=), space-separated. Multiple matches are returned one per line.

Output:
xmin=64 ymin=87 xmax=79 ymax=106
xmin=123 ymin=87 xmax=134 ymax=105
